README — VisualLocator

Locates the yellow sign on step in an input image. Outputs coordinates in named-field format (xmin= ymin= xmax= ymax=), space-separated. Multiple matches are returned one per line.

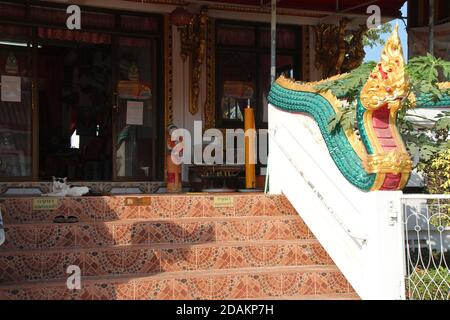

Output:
xmin=125 ymin=197 xmax=152 ymax=206
xmin=32 ymin=198 xmax=59 ymax=211
xmin=213 ymin=196 xmax=234 ymax=208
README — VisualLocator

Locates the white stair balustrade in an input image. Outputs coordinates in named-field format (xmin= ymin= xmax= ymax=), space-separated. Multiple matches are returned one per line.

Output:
xmin=268 ymin=104 xmax=406 ymax=300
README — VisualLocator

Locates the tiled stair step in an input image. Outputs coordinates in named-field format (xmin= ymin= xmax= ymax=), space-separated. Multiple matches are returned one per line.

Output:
xmin=0 ymin=265 xmax=357 ymax=300
xmin=0 ymin=194 xmax=296 ymax=224
xmin=0 ymin=216 xmax=311 ymax=251
xmin=0 ymin=239 xmax=333 ymax=284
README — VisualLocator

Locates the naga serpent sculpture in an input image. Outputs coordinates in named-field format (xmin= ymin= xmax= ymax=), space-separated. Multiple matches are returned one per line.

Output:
xmin=268 ymin=25 xmax=450 ymax=191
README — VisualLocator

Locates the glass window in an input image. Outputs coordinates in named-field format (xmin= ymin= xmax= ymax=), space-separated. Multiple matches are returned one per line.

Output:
xmin=115 ymin=37 xmax=155 ymax=180
xmin=0 ymin=25 xmax=32 ymax=178
xmin=259 ymin=54 xmax=295 ymax=123
xmin=217 ymin=25 xmax=256 ymax=47
xmin=218 ymin=51 xmax=256 ymax=123
xmin=216 ymin=22 xmax=300 ymax=128
xmin=0 ymin=2 xmax=163 ymax=181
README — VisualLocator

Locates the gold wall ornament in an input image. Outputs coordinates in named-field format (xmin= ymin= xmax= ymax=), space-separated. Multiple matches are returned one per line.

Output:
xmin=364 ymin=151 xmax=413 ymax=175
xmin=360 ymin=25 xmax=412 ymax=190
xmin=164 ymin=15 xmax=174 ymax=182
xmin=302 ymin=26 xmax=311 ymax=81
xmin=204 ymin=17 xmax=216 ymax=130
xmin=438 ymin=82 xmax=450 ymax=90
xmin=5 ymin=52 xmax=18 ymax=74
xmin=128 ymin=62 xmax=140 ymax=81
xmin=360 ymin=24 xmax=409 ymax=114
xmin=164 ymin=15 xmax=174 ymax=128
xmin=313 ymin=18 xmax=367 ymax=78
xmin=176 ymin=8 xmax=208 ymax=115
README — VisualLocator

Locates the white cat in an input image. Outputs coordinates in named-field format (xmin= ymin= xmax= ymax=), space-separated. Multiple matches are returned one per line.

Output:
xmin=42 ymin=177 xmax=90 ymax=197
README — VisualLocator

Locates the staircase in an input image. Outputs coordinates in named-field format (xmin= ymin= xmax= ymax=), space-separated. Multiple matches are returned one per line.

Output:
xmin=0 ymin=194 xmax=358 ymax=300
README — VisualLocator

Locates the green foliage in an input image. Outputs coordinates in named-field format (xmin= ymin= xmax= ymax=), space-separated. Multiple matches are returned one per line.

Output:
xmin=315 ymin=62 xmax=377 ymax=100
xmin=424 ymin=148 xmax=450 ymax=194
xmin=407 ymin=54 xmax=450 ymax=103
xmin=316 ymin=54 xmax=450 ymax=174
xmin=407 ymin=54 xmax=450 ymax=83
xmin=363 ymin=23 xmax=393 ymax=49
xmin=315 ymin=63 xmax=376 ymax=135
xmin=408 ymin=267 xmax=450 ymax=300
xmin=327 ymin=103 xmax=356 ymax=134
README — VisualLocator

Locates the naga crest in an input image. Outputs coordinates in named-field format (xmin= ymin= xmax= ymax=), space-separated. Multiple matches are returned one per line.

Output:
xmin=358 ymin=24 xmax=413 ymax=190
xmin=360 ymin=24 xmax=409 ymax=115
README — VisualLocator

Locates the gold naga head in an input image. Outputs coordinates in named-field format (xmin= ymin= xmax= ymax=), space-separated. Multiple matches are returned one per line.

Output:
xmin=360 ymin=24 xmax=409 ymax=115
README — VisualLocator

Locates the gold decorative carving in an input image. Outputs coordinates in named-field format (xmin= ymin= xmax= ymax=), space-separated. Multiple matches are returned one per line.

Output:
xmin=302 ymin=26 xmax=310 ymax=81
xmin=364 ymin=151 xmax=413 ymax=175
xmin=438 ymin=82 xmax=450 ymax=90
xmin=360 ymin=25 xmax=412 ymax=190
xmin=275 ymin=73 xmax=348 ymax=93
xmin=360 ymin=24 xmax=409 ymax=116
xmin=314 ymin=18 xmax=367 ymax=78
xmin=164 ymin=15 xmax=174 ymax=127
xmin=5 ymin=52 xmax=18 ymax=74
xmin=204 ymin=17 xmax=216 ymax=130
xmin=164 ymin=15 xmax=174 ymax=181
xmin=177 ymin=8 xmax=208 ymax=115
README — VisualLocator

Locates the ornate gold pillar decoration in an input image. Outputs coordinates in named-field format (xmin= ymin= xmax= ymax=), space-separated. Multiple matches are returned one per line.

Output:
xmin=177 ymin=8 xmax=208 ymax=115
xmin=313 ymin=18 xmax=367 ymax=78
xmin=204 ymin=17 xmax=215 ymax=130
xmin=164 ymin=15 xmax=174 ymax=181
xmin=302 ymin=26 xmax=311 ymax=81
xmin=164 ymin=15 xmax=174 ymax=133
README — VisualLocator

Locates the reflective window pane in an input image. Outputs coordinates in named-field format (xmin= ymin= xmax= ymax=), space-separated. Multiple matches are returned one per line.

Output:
xmin=0 ymin=25 xmax=32 ymax=177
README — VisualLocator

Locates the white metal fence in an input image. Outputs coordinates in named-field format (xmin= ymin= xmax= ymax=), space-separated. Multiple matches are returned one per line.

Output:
xmin=402 ymin=195 xmax=450 ymax=300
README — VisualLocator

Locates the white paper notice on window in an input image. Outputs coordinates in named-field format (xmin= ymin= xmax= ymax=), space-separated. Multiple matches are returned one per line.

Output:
xmin=126 ymin=100 xmax=144 ymax=125
xmin=1 ymin=75 xmax=21 ymax=103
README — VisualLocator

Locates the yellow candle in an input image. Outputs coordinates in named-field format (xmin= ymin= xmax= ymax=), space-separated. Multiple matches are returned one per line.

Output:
xmin=245 ymin=105 xmax=256 ymax=189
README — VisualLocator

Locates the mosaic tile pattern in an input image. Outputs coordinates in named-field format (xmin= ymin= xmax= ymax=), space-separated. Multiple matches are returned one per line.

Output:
xmin=75 ymin=224 xmax=115 ymax=247
xmin=264 ymin=244 xmax=297 ymax=266
xmin=1 ymin=225 xmax=37 ymax=250
xmin=0 ymin=194 xmax=357 ymax=300
xmin=247 ymin=274 xmax=283 ymax=298
xmin=1 ymin=242 xmax=333 ymax=283
xmin=160 ymin=248 xmax=197 ymax=272
xmin=0 ymin=268 xmax=354 ymax=300
xmin=229 ymin=246 xmax=265 ymax=268
xmin=173 ymin=277 xmax=211 ymax=300
xmin=282 ymin=272 xmax=316 ymax=296
xmin=203 ymin=196 xmax=235 ymax=217
xmin=0 ymin=253 xmax=43 ymax=282
xmin=135 ymin=279 xmax=173 ymax=300
xmin=314 ymin=271 xmax=350 ymax=294
xmin=235 ymin=195 xmax=265 ymax=216
xmin=211 ymin=275 xmax=247 ymax=300
xmin=197 ymin=246 xmax=230 ymax=270
xmin=0 ymin=194 xmax=304 ymax=223
xmin=36 ymin=225 xmax=76 ymax=249
xmin=172 ymin=196 xmax=203 ymax=218
xmin=1 ymin=217 xmax=313 ymax=251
